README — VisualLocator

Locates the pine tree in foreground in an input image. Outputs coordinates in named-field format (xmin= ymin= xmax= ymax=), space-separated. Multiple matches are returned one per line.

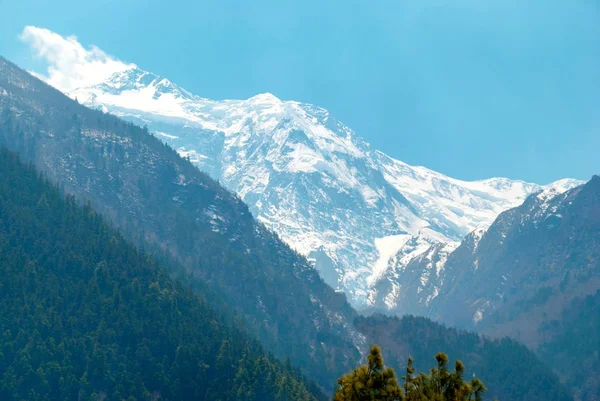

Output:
xmin=334 ymin=346 xmax=487 ymax=401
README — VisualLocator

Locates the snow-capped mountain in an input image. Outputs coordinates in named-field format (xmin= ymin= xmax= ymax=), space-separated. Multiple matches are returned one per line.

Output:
xmin=426 ymin=175 xmax=599 ymax=331
xmin=67 ymin=66 xmax=582 ymax=306
xmin=368 ymin=178 xmax=584 ymax=313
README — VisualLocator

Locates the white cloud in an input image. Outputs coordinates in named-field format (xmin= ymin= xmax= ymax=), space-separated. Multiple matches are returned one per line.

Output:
xmin=19 ymin=26 xmax=136 ymax=92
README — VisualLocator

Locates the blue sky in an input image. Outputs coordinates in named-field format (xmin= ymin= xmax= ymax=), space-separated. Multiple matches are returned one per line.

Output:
xmin=1 ymin=0 xmax=598 ymax=183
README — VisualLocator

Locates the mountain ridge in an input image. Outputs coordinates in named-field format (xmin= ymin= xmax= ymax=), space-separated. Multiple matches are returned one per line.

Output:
xmin=0 ymin=55 xmax=364 ymax=390
xmin=62 ymin=65 xmax=582 ymax=305
xmin=0 ymin=55 xmax=581 ymax=400
xmin=368 ymin=178 xmax=590 ymax=314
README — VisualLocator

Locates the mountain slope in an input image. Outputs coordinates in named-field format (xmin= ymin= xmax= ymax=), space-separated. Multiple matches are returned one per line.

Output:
xmin=355 ymin=315 xmax=573 ymax=401
xmin=433 ymin=176 xmax=599 ymax=330
xmin=538 ymin=290 xmax=600 ymax=401
xmin=63 ymin=66 xmax=581 ymax=304
xmin=368 ymin=178 xmax=595 ymax=314
xmin=398 ymin=176 xmax=598 ymax=399
xmin=0 ymin=55 xmax=362 ymax=391
xmin=0 ymin=56 xmax=578 ymax=399
xmin=0 ymin=147 xmax=322 ymax=401
xmin=366 ymin=236 xmax=461 ymax=314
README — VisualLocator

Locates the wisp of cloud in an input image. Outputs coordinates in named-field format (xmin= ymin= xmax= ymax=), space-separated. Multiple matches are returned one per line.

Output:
xmin=20 ymin=26 xmax=136 ymax=92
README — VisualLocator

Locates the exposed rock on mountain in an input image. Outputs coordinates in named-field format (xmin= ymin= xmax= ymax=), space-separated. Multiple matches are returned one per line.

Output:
xmin=60 ymin=65 xmax=579 ymax=305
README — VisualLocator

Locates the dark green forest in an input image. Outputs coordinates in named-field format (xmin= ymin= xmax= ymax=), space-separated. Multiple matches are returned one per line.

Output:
xmin=538 ymin=290 xmax=600 ymax=400
xmin=0 ymin=148 xmax=322 ymax=401
xmin=355 ymin=315 xmax=573 ymax=401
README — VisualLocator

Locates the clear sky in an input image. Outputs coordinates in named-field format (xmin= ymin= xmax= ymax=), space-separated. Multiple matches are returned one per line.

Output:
xmin=1 ymin=0 xmax=598 ymax=183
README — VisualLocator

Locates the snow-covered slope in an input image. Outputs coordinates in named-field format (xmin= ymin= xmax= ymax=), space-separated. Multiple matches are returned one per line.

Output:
xmin=367 ymin=178 xmax=585 ymax=313
xmin=425 ymin=176 xmax=599 ymax=330
xmin=67 ymin=66 xmax=582 ymax=306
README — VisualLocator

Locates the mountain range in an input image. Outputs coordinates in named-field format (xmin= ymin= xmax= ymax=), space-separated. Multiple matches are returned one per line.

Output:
xmin=372 ymin=174 xmax=600 ymax=399
xmin=64 ymin=65 xmax=582 ymax=307
xmin=0 ymin=55 xmax=579 ymax=400
xmin=57 ymin=60 xmax=598 ymax=399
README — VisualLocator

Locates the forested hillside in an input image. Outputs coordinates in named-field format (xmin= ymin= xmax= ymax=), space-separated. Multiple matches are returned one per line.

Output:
xmin=0 ymin=55 xmax=362 ymax=390
xmin=355 ymin=315 xmax=573 ymax=401
xmin=0 ymin=148 xmax=323 ymax=401
xmin=538 ymin=290 xmax=600 ymax=401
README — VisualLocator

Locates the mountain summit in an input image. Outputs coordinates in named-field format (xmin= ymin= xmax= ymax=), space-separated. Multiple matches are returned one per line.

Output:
xmin=67 ymin=66 xmax=581 ymax=305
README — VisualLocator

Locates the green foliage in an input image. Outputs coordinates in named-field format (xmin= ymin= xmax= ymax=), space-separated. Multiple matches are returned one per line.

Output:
xmin=402 ymin=353 xmax=486 ymax=401
xmin=335 ymin=346 xmax=486 ymax=401
xmin=334 ymin=346 xmax=402 ymax=401
xmin=0 ymin=148 xmax=322 ymax=401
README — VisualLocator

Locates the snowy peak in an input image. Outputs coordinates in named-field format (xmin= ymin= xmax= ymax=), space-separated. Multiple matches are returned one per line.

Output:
xmin=542 ymin=177 xmax=583 ymax=193
xmin=373 ymin=153 xmax=550 ymax=239
xmin=247 ymin=92 xmax=282 ymax=104
xmin=534 ymin=178 xmax=582 ymax=205
xmin=90 ymin=67 xmax=194 ymax=100
xmin=62 ymin=64 xmax=583 ymax=306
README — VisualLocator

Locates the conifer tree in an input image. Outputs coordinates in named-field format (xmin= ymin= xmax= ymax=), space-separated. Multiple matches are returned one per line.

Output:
xmin=335 ymin=346 xmax=487 ymax=401
xmin=334 ymin=345 xmax=402 ymax=401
